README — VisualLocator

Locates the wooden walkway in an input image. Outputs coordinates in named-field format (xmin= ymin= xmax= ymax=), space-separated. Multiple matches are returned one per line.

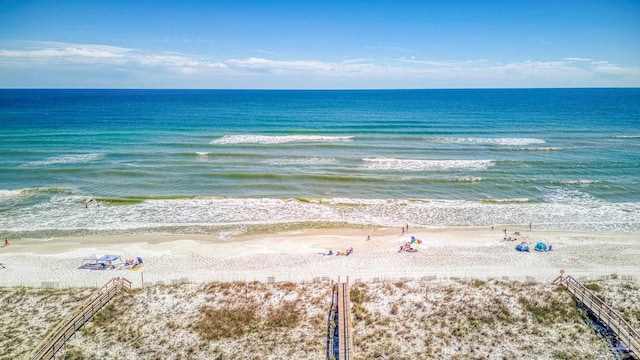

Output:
xmin=554 ymin=272 xmax=640 ymax=358
xmin=327 ymin=277 xmax=353 ymax=360
xmin=29 ymin=277 xmax=132 ymax=360
xmin=336 ymin=278 xmax=353 ymax=360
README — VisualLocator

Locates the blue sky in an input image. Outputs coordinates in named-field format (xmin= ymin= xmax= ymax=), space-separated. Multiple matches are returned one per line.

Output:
xmin=1 ymin=0 xmax=639 ymax=88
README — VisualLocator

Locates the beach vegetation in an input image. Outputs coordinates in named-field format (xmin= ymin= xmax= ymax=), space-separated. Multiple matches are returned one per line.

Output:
xmin=584 ymin=282 xmax=601 ymax=292
xmin=91 ymin=303 xmax=119 ymax=327
xmin=2 ymin=278 xmax=631 ymax=359
xmin=58 ymin=345 xmax=86 ymax=360
xmin=265 ymin=301 xmax=302 ymax=328
xmin=194 ymin=303 xmax=258 ymax=340
xmin=517 ymin=296 xmax=580 ymax=324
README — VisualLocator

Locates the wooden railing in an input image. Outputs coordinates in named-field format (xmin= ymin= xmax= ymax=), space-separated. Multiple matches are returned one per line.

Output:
xmin=555 ymin=273 xmax=640 ymax=358
xmin=327 ymin=283 xmax=338 ymax=360
xmin=28 ymin=277 xmax=132 ymax=360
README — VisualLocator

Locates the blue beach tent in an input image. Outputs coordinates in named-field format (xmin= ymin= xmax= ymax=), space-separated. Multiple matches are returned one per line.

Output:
xmin=535 ymin=242 xmax=548 ymax=252
xmin=515 ymin=242 xmax=529 ymax=252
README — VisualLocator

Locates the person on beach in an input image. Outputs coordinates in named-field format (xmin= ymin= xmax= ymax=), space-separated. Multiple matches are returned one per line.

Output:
xmin=367 ymin=235 xmax=370 ymax=241
xmin=402 ymin=226 xmax=405 ymax=235
xmin=86 ymin=198 xmax=99 ymax=209
xmin=4 ymin=238 xmax=8 ymax=247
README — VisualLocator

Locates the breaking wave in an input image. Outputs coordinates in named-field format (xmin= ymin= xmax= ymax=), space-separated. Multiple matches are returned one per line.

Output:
xmin=424 ymin=137 xmax=546 ymax=146
xmin=21 ymin=153 xmax=102 ymax=167
xmin=210 ymin=135 xmax=354 ymax=145
xmin=362 ymin=157 xmax=494 ymax=171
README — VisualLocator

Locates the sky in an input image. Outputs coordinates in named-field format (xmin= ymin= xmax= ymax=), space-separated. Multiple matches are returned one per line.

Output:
xmin=0 ymin=0 xmax=639 ymax=89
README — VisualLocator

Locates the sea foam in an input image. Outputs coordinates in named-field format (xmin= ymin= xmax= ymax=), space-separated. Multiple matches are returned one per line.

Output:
xmin=3 ymin=196 xmax=638 ymax=236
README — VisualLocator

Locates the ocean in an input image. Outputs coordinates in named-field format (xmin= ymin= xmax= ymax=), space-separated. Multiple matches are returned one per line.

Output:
xmin=1 ymin=88 xmax=639 ymax=238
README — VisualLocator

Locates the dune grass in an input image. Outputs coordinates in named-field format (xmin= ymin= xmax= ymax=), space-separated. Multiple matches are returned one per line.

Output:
xmin=2 ymin=278 xmax=638 ymax=359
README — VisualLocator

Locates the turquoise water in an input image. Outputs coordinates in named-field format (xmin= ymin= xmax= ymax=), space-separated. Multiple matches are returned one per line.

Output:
xmin=1 ymin=89 xmax=639 ymax=237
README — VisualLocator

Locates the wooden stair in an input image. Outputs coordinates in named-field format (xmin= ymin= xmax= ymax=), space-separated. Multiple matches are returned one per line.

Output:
xmin=554 ymin=272 xmax=639 ymax=358
xmin=29 ymin=277 xmax=132 ymax=360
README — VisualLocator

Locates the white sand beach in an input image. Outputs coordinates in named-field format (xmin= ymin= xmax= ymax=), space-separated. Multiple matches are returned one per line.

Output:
xmin=2 ymin=226 xmax=640 ymax=359
xmin=1 ymin=226 xmax=638 ymax=288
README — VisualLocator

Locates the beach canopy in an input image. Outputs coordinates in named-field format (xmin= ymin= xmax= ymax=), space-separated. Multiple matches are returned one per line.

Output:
xmin=535 ymin=242 xmax=548 ymax=252
xmin=410 ymin=236 xmax=423 ymax=244
xmin=79 ymin=254 xmax=123 ymax=270
xmin=515 ymin=243 xmax=529 ymax=252
xmin=98 ymin=255 xmax=121 ymax=262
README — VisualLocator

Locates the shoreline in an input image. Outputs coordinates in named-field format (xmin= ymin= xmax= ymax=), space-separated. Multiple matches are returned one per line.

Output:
xmin=1 ymin=226 xmax=639 ymax=288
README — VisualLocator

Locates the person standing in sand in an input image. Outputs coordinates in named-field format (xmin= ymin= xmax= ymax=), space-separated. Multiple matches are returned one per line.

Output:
xmin=4 ymin=238 xmax=8 ymax=247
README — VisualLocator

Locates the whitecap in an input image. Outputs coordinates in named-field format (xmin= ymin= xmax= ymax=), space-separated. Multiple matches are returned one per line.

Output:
xmin=210 ymin=134 xmax=354 ymax=145
xmin=611 ymin=135 xmax=640 ymax=139
xmin=0 ymin=189 xmax=23 ymax=199
xmin=21 ymin=153 xmax=102 ymax=167
xmin=266 ymin=157 xmax=337 ymax=166
xmin=543 ymin=188 xmax=601 ymax=205
xmin=561 ymin=180 xmax=598 ymax=185
xmin=516 ymin=147 xmax=562 ymax=151
xmin=456 ymin=176 xmax=483 ymax=182
xmin=424 ymin=137 xmax=546 ymax=146
xmin=362 ymin=157 xmax=494 ymax=171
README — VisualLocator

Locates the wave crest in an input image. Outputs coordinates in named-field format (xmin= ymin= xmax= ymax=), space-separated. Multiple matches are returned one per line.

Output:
xmin=210 ymin=135 xmax=354 ymax=145
xmin=363 ymin=157 xmax=494 ymax=171
xmin=561 ymin=180 xmax=598 ymax=185
xmin=21 ymin=153 xmax=102 ymax=167
xmin=424 ymin=137 xmax=546 ymax=146
xmin=266 ymin=157 xmax=337 ymax=165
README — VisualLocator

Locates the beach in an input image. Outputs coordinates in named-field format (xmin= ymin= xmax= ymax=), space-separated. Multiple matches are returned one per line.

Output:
xmin=2 ymin=226 xmax=640 ymax=359
xmin=1 ymin=226 xmax=638 ymax=288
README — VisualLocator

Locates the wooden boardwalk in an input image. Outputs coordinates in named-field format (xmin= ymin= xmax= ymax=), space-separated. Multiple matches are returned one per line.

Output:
xmin=327 ymin=278 xmax=353 ymax=360
xmin=336 ymin=278 xmax=353 ymax=360
xmin=554 ymin=272 xmax=640 ymax=358
xmin=29 ymin=277 xmax=132 ymax=360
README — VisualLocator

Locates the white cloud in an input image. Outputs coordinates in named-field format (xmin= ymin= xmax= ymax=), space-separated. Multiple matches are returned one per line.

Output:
xmin=1 ymin=41 xmax=639 ymax=88
xmin=564 ymin=57 xmax=592 ymax=62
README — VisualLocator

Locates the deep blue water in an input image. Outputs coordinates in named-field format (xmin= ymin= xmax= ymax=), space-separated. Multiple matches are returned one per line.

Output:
xmin=1 ymin=88 xmax=639 ymax=237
